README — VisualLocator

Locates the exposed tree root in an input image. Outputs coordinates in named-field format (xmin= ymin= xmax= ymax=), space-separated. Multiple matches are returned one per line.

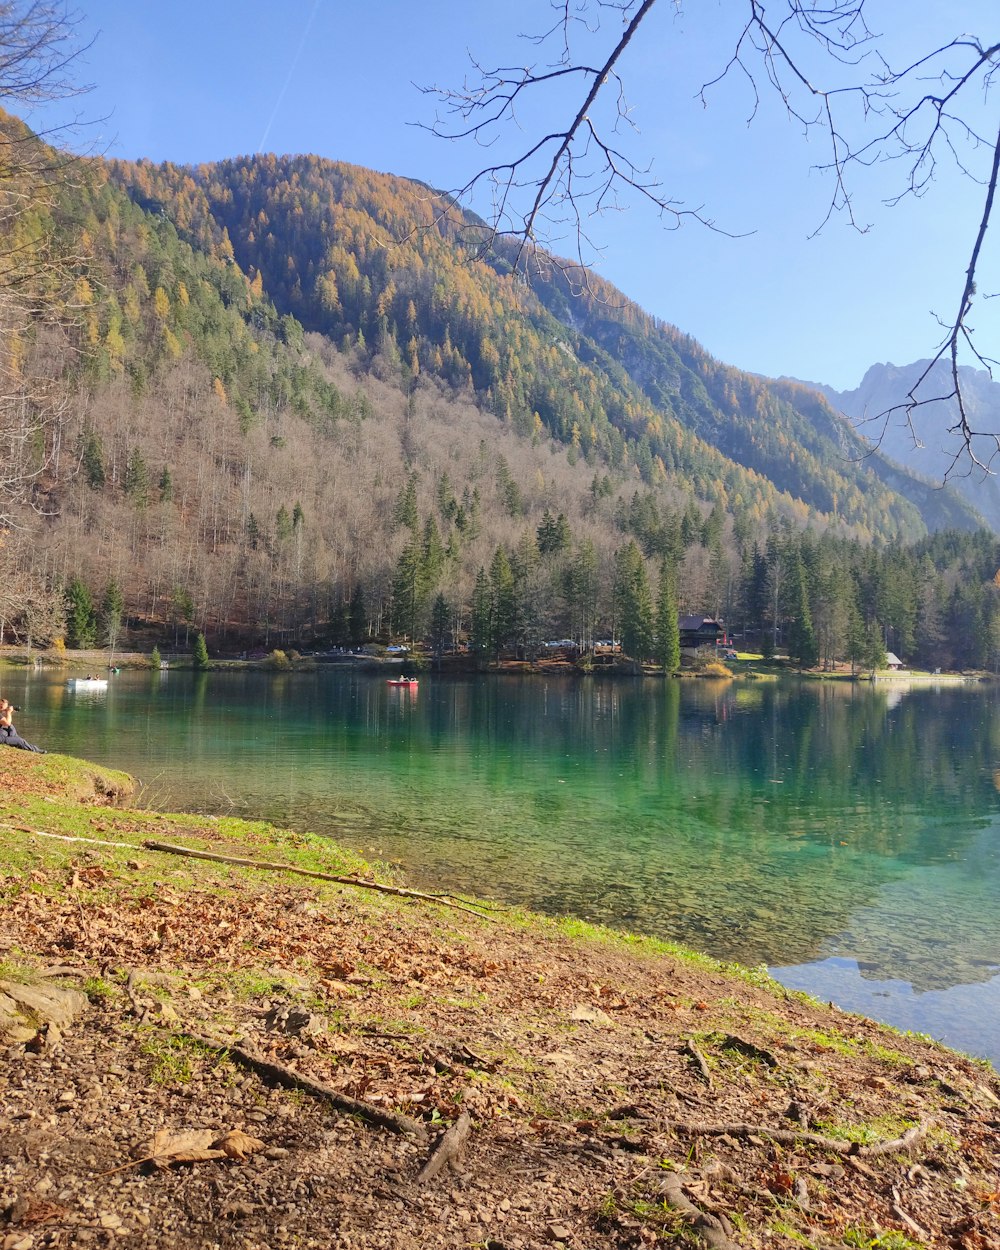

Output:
xmin=673 ymin=1118 xmax=935 ymax=1157
xmin=683 ymin=1038 xmax=713 ymax=1087
xmin=658 ymin=1172 xmax=741 ymax=1250
xmin=177 ymin=1030 xmax=428 ymax=1143
xmin=417 ymin=1110 xmax=472 ymax=1183
xmin=142 ymin=839 xmax=496 ymax=917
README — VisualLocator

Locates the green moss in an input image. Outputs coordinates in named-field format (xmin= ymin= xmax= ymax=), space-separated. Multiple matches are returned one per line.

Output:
xmin=842 ymin=1228 xmax=924 ymax=1250
xmin=0 ymin=958 xmax=38 ymax=984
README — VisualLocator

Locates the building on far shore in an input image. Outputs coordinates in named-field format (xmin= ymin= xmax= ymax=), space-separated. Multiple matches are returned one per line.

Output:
xmin=679 ymin=616 xmax=725 ymax=650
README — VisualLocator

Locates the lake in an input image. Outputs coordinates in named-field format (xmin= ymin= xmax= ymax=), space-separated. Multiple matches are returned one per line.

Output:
xmin=6 ymin=665 xmax=999 ymax=1067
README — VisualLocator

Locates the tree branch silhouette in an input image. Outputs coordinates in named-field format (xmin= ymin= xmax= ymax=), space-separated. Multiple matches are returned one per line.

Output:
xmin=425 ymin=0 xmax=1000 ymax=477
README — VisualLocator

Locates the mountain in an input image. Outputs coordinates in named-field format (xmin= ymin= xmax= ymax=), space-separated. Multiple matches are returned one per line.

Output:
xmin=105 ymin=153 xmax=982 ymax=540
xmin=803 ymin=360 xmax=1000 ymax=532
xmin=2 ymin=128 xmax=997 ymax=660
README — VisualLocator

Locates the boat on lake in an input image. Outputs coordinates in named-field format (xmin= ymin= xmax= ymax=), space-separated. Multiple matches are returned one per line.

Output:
xmin=68 ymin=676 xmax=109 ymax=691
xmin=386 ymin=677 xmax=418 ymax=688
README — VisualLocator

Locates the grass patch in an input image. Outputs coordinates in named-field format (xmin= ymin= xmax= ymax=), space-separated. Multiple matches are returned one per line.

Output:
xmin=139 ymin=1031 xmax=226 ymax=1085
xmin=770 ymin=1218 xmax=819 ymax=1247
xmin=812 ymin=1115 xmax=919 ymax=1147
xmin=549 ymin=912 xmax=785 ymax=992
xmin=0 ymin=957 xmax=38 ymax=984
xmin=843 ymin=1228 xmax=924 ymax=1250
xmin=82 ymin=975 xmax=119 ymax=1001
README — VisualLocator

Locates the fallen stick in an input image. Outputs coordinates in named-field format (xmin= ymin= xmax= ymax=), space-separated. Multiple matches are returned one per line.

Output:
xmin=178 ymin=1030 xmax=428 ymax=1144
xmin=417 ymin=1110 xmax=472 ymax=1182
xmin=7 ymin=825 xmax=496 ymax=918
xmin=6 ymin=824 xmax=134 ymax=850
xmin=683 ymin=1038 xmax=713 ymax=1087
xmin=142 ymin=840 xmax=495 ymax=917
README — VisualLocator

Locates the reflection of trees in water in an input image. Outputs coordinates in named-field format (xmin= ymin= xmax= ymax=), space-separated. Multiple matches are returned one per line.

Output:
xmin=32 ymin=668 xmax=995 ymax=994
xmin=740 ymin=682 xmax=998 ymax=863
xmin=399 ymin=678 xmax=1000 ymax=982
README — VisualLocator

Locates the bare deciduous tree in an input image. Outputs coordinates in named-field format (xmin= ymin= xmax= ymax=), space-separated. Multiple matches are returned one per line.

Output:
xmin=0 ymin=0 xmax=90 ymax=528
xmin=423 ymin=1 xmax=1000 ymax=474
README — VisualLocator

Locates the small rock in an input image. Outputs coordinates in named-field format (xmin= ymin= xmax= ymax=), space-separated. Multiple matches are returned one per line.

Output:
xmin=569 ymin=1003 xmax=613 ymax=1026
xmin=0 ymin=981 xmax=88 ymax=1044
xmin=547 ymin=1224 xmax=572 ymax=1242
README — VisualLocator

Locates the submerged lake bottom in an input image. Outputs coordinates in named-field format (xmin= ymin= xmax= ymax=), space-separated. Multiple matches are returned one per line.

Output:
xmin=7 ymin=665 xmax=1000 ymax=1067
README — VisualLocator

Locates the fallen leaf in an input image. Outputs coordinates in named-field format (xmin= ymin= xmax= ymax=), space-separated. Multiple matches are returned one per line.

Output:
xmin=12 ymin=1199 xmax=69 ymax=1226
xmin=214 ymin=1130 xmax=266 ymax=1161
xmin=570 ymin=1003 xmax=613 ymax=1025
xmin=138 ymin=1129 xmax=225 ymax=1168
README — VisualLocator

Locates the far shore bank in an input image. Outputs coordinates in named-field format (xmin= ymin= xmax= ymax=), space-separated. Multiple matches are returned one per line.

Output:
xmin=0 ymin=644 xmax=993 ymax=685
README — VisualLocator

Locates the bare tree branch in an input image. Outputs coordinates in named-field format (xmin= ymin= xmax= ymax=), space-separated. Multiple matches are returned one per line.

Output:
xmin=0 ymin=2 xmax=92 ymax=528
xmin=414 ymin=0 xmax=739 ymax=279
xmin=424 ymin=0 xmax=1000 ymax=477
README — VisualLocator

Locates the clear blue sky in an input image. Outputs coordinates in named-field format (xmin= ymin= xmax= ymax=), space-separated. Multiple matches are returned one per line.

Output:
xmin=23 ymin=0 xmax=999 ymax=391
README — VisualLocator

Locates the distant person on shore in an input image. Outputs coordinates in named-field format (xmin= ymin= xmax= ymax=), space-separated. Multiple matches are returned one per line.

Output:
xmin=0 ymin=699 xmax=46 ymax=753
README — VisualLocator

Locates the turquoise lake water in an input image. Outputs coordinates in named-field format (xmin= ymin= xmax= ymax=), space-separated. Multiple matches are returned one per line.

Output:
xmin=6 ymin=667 xmax=999 ymax=1066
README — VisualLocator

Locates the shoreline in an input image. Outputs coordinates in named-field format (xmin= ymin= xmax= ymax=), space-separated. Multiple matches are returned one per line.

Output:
xmin=1 ymin=748 xmax=998 ymax=1248
xmin=2 ymin=646 xmax=993 ymax=685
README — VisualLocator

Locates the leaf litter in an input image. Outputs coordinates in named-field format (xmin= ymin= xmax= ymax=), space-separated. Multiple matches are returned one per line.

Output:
xmin=1 ymin=756 xmax=999 ymax=1249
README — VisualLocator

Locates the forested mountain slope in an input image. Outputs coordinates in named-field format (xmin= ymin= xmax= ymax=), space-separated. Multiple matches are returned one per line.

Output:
xmin=3 ymin=126 xmax=997 ymax=664
xmin=109 ymin=153 xmax=980 ymax=542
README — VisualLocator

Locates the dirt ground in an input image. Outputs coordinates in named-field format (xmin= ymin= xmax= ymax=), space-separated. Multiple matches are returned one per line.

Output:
xmin=1 ymin=749 xmax=998 ymax=1250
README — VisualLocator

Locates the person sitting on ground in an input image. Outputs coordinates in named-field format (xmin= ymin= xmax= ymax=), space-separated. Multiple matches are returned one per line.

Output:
xmin=0 ymin=699 xmax=46 ymax=753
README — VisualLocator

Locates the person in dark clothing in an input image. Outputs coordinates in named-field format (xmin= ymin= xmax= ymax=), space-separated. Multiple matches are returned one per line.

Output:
xmin=0 ymin=699 xmax=45 ymax=753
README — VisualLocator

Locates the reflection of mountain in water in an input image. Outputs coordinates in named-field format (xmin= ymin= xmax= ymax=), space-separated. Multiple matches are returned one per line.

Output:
xmin=772 ymin=957 xmax=1000 ymax=1067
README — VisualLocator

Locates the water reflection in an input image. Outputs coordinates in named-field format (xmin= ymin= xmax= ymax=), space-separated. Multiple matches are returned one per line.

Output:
xmin=6 ymin=667 xmax=999 ymax=1062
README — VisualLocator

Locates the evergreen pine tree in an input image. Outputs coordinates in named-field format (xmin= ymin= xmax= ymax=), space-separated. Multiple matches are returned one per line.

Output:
xmin=788 ymin=556 xmax=819 ymax=668
xmin=349 ymin=584 xmax=367 ymax=643
xmin=470 ymin=567 xmax=492 ymax=662
xmin=100 ymin=580 xmax=125 ymax=657
xmin=614 ymin=541 xmax=654 ymax=662
xmin=192 ymin=632 xmax=210 ymax=670
xmin=65 ymin=578 xmax=97 ymax=650
xmin=654 ymin=564 xmax=681 ymax=673
xmin=429 ymin=592 xmax=450 ymax=657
